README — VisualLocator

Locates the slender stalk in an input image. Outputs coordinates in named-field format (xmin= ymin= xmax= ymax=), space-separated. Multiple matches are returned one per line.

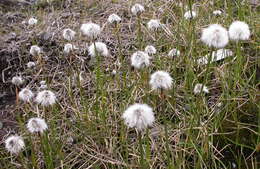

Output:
xmin=137 ymin=15 xmax=143 ymax=49
xmin=115 ymin=23 xmax=123 ymax=64
xmin=40 ymin=132 xmax=54 ymax=169
xmin=138 ymin=132 xmax=146 ymax=168
xmin=29 ymin=135 xmax=38 ymax=169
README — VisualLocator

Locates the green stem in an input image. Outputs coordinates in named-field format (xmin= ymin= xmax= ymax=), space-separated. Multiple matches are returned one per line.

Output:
xmin=138 ymin=132 xmax=146 ymax=168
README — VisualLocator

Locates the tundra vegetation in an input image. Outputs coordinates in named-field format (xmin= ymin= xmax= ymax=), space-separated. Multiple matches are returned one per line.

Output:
xmin=0 ymin=0 xmax=260 ymax=168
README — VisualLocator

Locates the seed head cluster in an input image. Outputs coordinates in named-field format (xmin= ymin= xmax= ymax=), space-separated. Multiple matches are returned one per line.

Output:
xmin=122 ymin=103 xmax=155 ymax=131
xmin=149 ymin=71 xmax=173 ymax=90
xmin=35 ymin=90 xmax=56 ymax=106
xmin=131 ymin=51 xmax=150 ymax=69
xmin=27 ymin=117 xmax=48 ymax=134
xmin=201 ymin=24 xmax=229 ymax=48
xmin=5 ymin=135 xmax=25 ymax=154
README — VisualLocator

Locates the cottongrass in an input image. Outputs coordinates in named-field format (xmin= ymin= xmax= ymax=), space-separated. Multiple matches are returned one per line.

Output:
xmin=35 ymin=90 xmax=56 ymax=106
xmin=168 ymin=48 xmax=180 ymax=58
xmin=201 ymin=24 xmax=229 ymax=48
xmin=108 ymin=13 xmax=121 ymax=24
xmin=88 ymin=42 xmax=109 ymax=57
xmin=27 ymin=117 xmax=48 ymax=134
xmin=213 ymin=10 xmax=222 ymax=16
xmin=131 ymin=51 xmax=150 ymax=69
xmin=80 ymin=23 xmax=101 ymax=39
xmin=27 ymin=61 xmax=36 ymax=68
xmin=62 ymin=28 xmax=76 ymax=41
xmin=5 ymin=135 xmax=25 ymax=154
xmin=147 ymin=19 xmax=161 ymax=31
xmin=228 ymin=21 xmax=250 ymax=41
xmin=12 ymin=76 xmax=24 ymax=86
xmin=18 ymin=88 xmax=34 ymax=102
xmin=122 ymin=103 xmax=155 ymax=131
xmin=184 ymin=10 xmax=196 ymax=19
xmin=149 ymin=71 xmax=173 ymax=90
xmin=145 ymin=45 xmax=157 ymax=55
xmin=64 ymin=43 xmax=73 ymax=54
xmin=131 ymin=3 xmax=145 ymax=16
xmin=28 ymin=18 xmax=38 ymax=25
xmin=193 ymin=83 xmax=209 ymax=94
xmin=30 ymin=45 xmax=41 ymax=57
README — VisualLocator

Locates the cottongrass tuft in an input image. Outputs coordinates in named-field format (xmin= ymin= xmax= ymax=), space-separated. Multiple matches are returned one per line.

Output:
xmin=12 ymin=76 xmax=24 ymax=86
xmin=35 ymin=90 xmax=56 ymax=106
xmin=88 ymin=42 xmax=109 ymax=57
xmin=108 ymin=13 xmax=122 ymax=24
xmin=213 ymin=10 xmax=222 ymax=16
xmin=201 ymin=24 xmax=229 ymax=48
xmin=5 ymin=135 xmax=25 ymax=154
xmin=62 ymin=28 xmax=76 ymax=41
xmin=27 ymin=61 xmax=36 ymax=68
xmin=80 ymin=23 xmax=101 ymax=39
xmin=145 ymin=45 xmax=157 ymax=55
xmin=131 ymin=51 xmax=150 ymax=69
xmin=27 ymin=117 xmax=48 ymax=134
xmin=131 ymin=3 xmax=145 ymax=15
xmin=184 ymin=10 xmax=196 ymax=19
xmin=168 ymin=48 xmax=180 ymax=58
xmin=228 ymin=21 xmax=250 ymax=41
xmin=30 ymin=45 xmax=41 ymax=57
xmin=64 ymin=43 xmax=73 ymax=54
xmin=18 ymin=88 xmax=34 ymax=102
xmin=122 ymin=103 xmax=155 ymax=131
xmin=149 ymin=71 xmax=173 ymax=90
xmin=193 ymin=83 xmax=209 ymax=94
xmin=28 ymin=17 xmax=38 ymax=25
xmin=147 ymin=19 xmax=161 ymax=31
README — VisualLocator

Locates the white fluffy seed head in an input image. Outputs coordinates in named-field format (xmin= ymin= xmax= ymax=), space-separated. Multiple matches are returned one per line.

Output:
xmin=35 ymin=90 xmax=56 ymax=106
xmin=145 ymin=45 xmax=157 ymax=55
xmin=122 ymin=103 xmax=155 ymax=131
xmin=131 ymin=51 xmax=150 ymax=69
xmin=108 ymin=13 xmax=121 ymax=24
xmin=18 ymin=88 xmax=34 ymax=102
xmin=228 ymin=21 xmax=250 ymax=41
xmin=201 ymin=24 xmax=229 ymax=48
xmin=184 ymin=10 xmax=196 ymax=19
xmin=30 ymin=45 xmax=41 ymax=57
xmin=5 ymin=135 xmax=25 ymax=154
xmin=213 ymin=10 xmax=222 ymax=16
xmin=80 ymin=23 xmax=101 ymax=39
xmin=28 ymin=18 xmax=38 ymax=25
xmin=12 ymin=76 xmax=24 ymax=86
xmin=62 ymin=28 xmax=76 ymax=41
xmin=193 ymin=83 xmax=209 ymax=94
xmin=131 ymin=3 xmax=145 ymax=15
xmin=40 ymin=80 xmax=46 ymax=85
xmin=168 ymin=48 xmax=180 ymax=58
xmin=64 ymin=43 xmax=73 ymax=54
xmin=149 ymin=71 xmax=173 ymax=90
xmin=27 ymin=117 xmax=48 ymax=134
xmin=147 ymin=19 xmax=161 ymax=31
xmin=88 ymin=42 xmax=109 ymax=57
xmin=27 ymin=61 xmax=36 ymax=68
